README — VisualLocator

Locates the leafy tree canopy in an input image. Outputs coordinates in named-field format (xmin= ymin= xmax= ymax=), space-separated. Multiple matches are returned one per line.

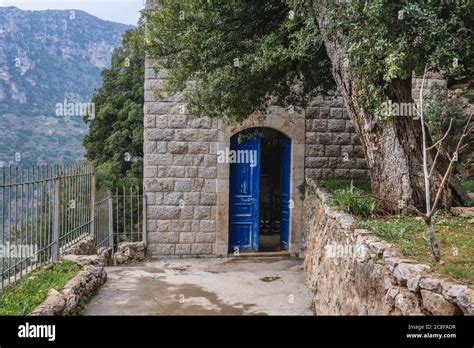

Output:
xmin=144 ymin=0 xmax=335 ymax=123
xmin=144 ymin=0 xmax=473 ymax=121
xmin=83 ymin=28 xmax=145 ymax=189
xmin=322 ymin=0 xmax=474 ymax=116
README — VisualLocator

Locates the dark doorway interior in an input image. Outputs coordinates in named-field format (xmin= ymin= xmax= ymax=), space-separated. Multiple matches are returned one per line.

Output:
xmin=259 ymin=129 xmax=284 ymax=252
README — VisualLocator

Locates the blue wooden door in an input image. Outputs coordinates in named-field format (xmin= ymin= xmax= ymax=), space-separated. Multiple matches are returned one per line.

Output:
xmin=229 ymin=130 xmax=261 ymax=252
xmin=280 ymin=136 xmax=291 ymax=250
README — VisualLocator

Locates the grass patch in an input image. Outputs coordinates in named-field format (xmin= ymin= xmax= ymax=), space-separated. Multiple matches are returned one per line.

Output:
xmin=460 ymin=177 xmax=474 ymax=206
xmin=461 ymin=177 xmax=474 ymax=193
xmin=331 ymin=186 xmax=377 ymax=218
xmin=463 ymin=87 xmax=474 ymax=103
xmin=325 ymin=179 xmax=377 ymax=218
xmin=0 ymin=260 xmax=81 ymax=315
xmin=323 ymin=178 xmax=372 ymax=194
xmin=357 ymin=212 xmax=474 ymax=284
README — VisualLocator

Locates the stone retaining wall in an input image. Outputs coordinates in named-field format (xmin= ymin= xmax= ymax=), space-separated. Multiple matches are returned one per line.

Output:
xmin=61 ymin=235 xmax=96 ymax=256
xmin=30 ymin=256 xmax=107 ymax=316
xmin=114 ymin=242 xmax=146 ymax=264
xmin=30 ymin=239 xmax=144 ymax=315
xmin=302 ymin=184 xmax=474 ymax=315
xmin=61 ymin=233 xmax=144 ymax=266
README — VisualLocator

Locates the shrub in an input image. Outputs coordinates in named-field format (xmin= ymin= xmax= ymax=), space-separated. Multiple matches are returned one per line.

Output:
xmin=330 ymin=182 xmax=377 ymax=218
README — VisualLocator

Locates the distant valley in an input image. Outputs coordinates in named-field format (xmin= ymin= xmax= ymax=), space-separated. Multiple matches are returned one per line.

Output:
xmin=0 ymin=6 xmax=132 ymax=165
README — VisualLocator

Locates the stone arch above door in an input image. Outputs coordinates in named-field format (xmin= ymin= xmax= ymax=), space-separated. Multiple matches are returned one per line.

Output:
xmin=215 ymin=107 xmax=305 ymax=256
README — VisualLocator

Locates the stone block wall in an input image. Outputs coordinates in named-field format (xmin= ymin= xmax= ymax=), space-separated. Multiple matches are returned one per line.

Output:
xmin=304 ymin=96 xmax=367 ymax=181
xmin=144 ymin=58 xmax=219 ymax=257
xmin=143 ymin=64 xmax=366 ymax=257
xmin=143 ymin=66 xmax=367 ymax=257
xmin=302 ymin=182 xmax=474 ymax=315
xmin=304 ymin=74 xmax=449 ymax=183
xmin=412 ymin=72 xmax=447 ymax=101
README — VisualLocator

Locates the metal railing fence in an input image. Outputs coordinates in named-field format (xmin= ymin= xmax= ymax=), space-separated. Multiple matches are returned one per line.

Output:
xmin=113 ymin=187 xmax=146 ymax=247
xmin=0 ymin=163 xmax=94 ymax=291
xmin=95 ymin=189 xmax=114 ymax=251
xmin=0 ymin=163 xmax=146 ymax=292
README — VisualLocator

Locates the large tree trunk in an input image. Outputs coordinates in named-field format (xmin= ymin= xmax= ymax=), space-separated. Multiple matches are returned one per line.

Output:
xmin=315 ymin=14 xmax=469 ymax=213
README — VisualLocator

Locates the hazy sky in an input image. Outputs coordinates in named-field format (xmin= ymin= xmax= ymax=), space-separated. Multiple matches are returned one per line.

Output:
xmin=0 ymin=0 xmax=145 ymax=25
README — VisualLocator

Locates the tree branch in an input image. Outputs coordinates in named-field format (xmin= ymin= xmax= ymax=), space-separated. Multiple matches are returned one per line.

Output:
xmin=428 ymin=146 xmax=441 ymax=178
xmin=426 ymin=118 xmax=453 ymax=150
xmin=429 ymin=112 xmax=473 ymax=218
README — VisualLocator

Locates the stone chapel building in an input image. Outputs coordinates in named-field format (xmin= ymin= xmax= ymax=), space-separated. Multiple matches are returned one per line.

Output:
xmin=142 ymin=1 xmax=444 ymax=259
xmin=143 ymin=73 xmax=367 ymax=258
xmin=142 ymin=1 xmax=370 ymax=258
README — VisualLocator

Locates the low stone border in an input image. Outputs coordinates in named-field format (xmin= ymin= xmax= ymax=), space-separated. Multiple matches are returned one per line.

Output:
xmin=29 ymin=238 xmax=146 ymax=315
xmin=114 ymin=242 xmax=146 ymax=265
xmin=98 ymin=246 xmax=114 ymax=266
xmin=302 ymin=183 xmax=474 ymax=315
xmin=30 ymin=255 xmax=106 ymax=316
xmin=60 ymin=233 xmax=145 ymax=266
xmin=61 ymin=235 xmax=96 ymax=256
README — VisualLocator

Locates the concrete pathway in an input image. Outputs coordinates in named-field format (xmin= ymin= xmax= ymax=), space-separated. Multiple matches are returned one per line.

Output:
xmin=84 ymin=257 xmax=313 ymax=315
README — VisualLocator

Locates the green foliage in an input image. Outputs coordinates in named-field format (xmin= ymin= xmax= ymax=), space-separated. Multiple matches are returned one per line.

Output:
xmin=237 ymin=129 xmax=262 ymax=144
xmin=83 ymin=28 xmax=145 ymax=189
xmin=424 ymin=85 xmax=467 ymax=147
xmin=330 ymin=182 xmax=377 ymax=218
xmin=144 ymin=0 xmax=335 ymax=123
xmin=357 ymin=217 xmax=416 ymax=241
xmin=442 ymin=261 xmax=473 ymax=283
xmin=358 ymin=213 xmax=474 ymax=283
xmin=0 ymin=260 xmax=81 ymax=315
xmin=463 ymin=87 xmax=474 ymax=103
xmin=461 ymin=178 xmax=474 ymax=193
xmin=322 ymin=0 xmax=474 ymax=118
xmin=323 ymin=178 xmax=372 ymax=194
xmin=144 ymin=1 xmax=473 ymax=123
xmin=357 ymin=211 xmax=474 ymax=283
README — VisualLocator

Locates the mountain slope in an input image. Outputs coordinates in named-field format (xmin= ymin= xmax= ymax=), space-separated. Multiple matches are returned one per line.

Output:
xmin=0 ymin=6 xmax=133 ymax=164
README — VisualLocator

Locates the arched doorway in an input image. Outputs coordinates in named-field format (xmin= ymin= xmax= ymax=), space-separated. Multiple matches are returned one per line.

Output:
xmin=228 ymin=127 xmax=291 ymax=253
